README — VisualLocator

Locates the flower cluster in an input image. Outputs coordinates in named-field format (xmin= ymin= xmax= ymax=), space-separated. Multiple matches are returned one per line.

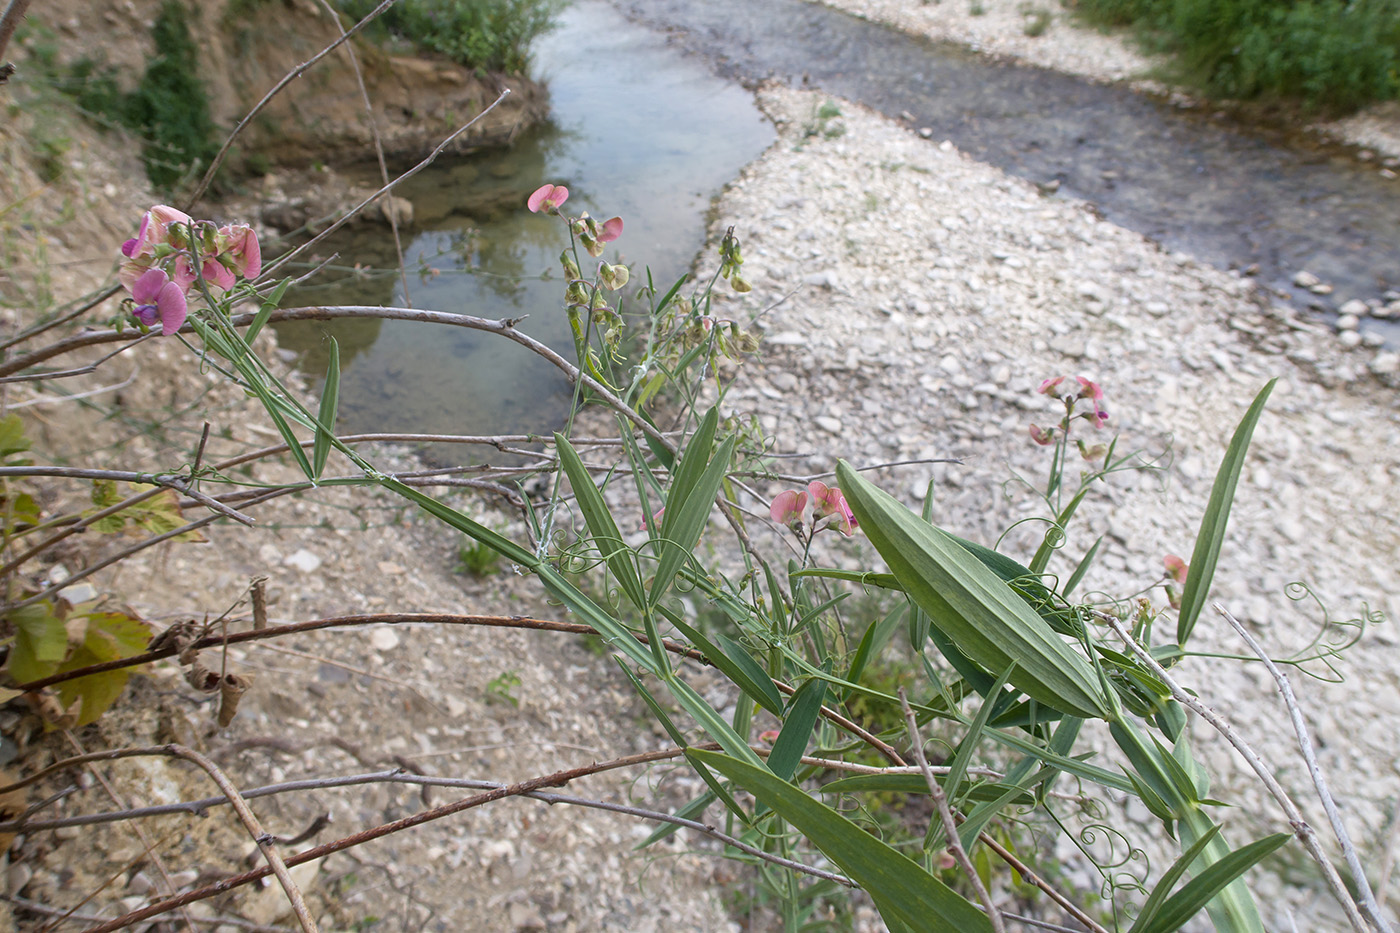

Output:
xmin=770 ymin=481 xmax=858 ymax=537
xmin=528 ymin=183 xmax=629 ymax=300
xmin=117 ymin=205 xmax=261 ymax=335
xmin=1028 ymin=375 xmax=1110 ymax=460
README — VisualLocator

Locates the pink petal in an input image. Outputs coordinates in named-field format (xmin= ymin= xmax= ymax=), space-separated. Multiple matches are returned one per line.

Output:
xmin=203 ymin=258 xmax=236 ymax=291
xmin=131 ymin=268 xmax=169 ymax=304
xmin=770 ymin=489 xmax=808 ymax=524
xmin=598 ymin=217 xmax=623 ymax=242
xmin=1164 ymin=554 xmax=1189 ymax=585
xmin=156 ymin=282 xmax=188 ymax=335
xmin=171 ymin=256 xmax=196 ymax=293
xmin=121 ymin=238 xmax=139 ymax=258
xmin=527 ymin=184 xmax=569 ymax=213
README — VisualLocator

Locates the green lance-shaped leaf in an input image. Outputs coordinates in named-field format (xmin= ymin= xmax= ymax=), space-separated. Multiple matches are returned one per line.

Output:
xmin=1177 ymin=379 xmax=1276 ymax=646
xmin=836 ymin=461 xmax=1108 ymax=720
xmin=768 ymin=677 xmax=827 ymax=781
xmin=694 ymin=750 xmax=993 ymax=933
xmin=244 ymin=277 xmax=290 ymax=345
xmin=666 ymin=614 xmax=783 ymax=715
xmin=1132 ymin=831 xmax=1291 ymax=933
xmin=555 ymin=433 xmax=646 ymax=612
xmin=651 ymin=408 xmax=734 ymax=605
xmin=311 ymin=338 xmax=340 ymax=479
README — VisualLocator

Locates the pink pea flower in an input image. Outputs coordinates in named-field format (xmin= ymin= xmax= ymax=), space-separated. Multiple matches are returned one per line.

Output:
xmin=758 ymin=729 xmax=780 ymax=745
xmin=1028 ymin=424 xmax=1054 ymax=446
xmin=769 ymin=489 xmax=808 ymax=527
xmin=1163 ymin=554 xmax=1189 ymax=585
xmin=641 ymin=507 xmax=665 ymax=531
xmin=597 ymin=216 xmax=623 ymax=243
xmin=217 ymin=223 xmax=261 ymax=279
xmin=1077 ymin=376 xmax=1109 ymax=427
xmin=808 ymin=481 xmax=857 ymax=536
xmin=129 ymin=268 xmax=188 ymax=335
xmin=201 ymin=258 xmax=237 ymax=292
xmin=123 ymin=205 xmax=193 ymax=258
xmin=1037 ymin=376 xmax=1066 ymax=397
xmin=527 ymin=183 xmax=569 ymax=213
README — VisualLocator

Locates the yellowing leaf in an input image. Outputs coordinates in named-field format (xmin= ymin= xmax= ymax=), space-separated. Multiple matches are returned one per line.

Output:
xmin=53 ymin=611 xmax=152 ymax=728
xmin=6 ymin=602 xmax=68 ymax=683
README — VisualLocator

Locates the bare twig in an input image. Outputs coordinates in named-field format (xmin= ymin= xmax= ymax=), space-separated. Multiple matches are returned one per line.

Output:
xmin=1098 ymin=609 xmax=1370 ymax=933
xmin=0 ymin=0 xmax=32 ymax=70
xmin=900 ymin=687 xmax=1005 ymax=933
xmin=162 ymin=745 xmax=319 ymax=933
xmin=1219 ymin=606 xmax=1394 ymax=933
xmin=2 ymin=895 xmax=296 ymax=933
xmin=184 ymin=0 xmax=399 ymax=205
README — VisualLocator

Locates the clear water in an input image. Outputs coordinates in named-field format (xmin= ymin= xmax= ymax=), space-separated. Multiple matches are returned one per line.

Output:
xmin=274 ymin=0 xmax=773 ymax=444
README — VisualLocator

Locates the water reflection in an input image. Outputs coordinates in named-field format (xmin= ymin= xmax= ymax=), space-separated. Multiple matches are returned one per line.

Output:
xmin=274 ymin=1 xmax=773 ymax=449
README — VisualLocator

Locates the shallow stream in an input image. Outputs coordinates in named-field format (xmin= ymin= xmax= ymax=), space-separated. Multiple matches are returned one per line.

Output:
xmin=280 ymin=0 xmax=1400 ymax=442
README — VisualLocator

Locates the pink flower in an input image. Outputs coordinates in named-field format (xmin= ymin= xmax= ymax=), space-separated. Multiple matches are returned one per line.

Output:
xmin=1037 ymin=376 xmax=1066 ymax=397
xmin=129 ymin=268 xmax=188 ymax=335
xmin=641 ymin=507 xmax=665 ymax=531
xmin=201 ymin=258 xmax=236 ymax=292
xmin=527 ymin=183 xmax=569 ymax=213
xmin=758 ymin=729 xmax=780 ymax=745
xmin=1163 ymin=554 xmax=1189 ymax=585
xmin=1077 ymin=376 xmax=1109 ymax=427
xmin=769 ymin=489 xmax=808 ymax=526
xmin=217 ymin=223 xmax=261 ymax=279
xmin=1028 ymin=424 xmax=1054 ymax=446
xmin=597 ymin=216 xmax=623 ymax=243
xmin=123 ymin=205 xmax=193 ymax=259
xmin=808 ymin=481 xmax=857 ymax=536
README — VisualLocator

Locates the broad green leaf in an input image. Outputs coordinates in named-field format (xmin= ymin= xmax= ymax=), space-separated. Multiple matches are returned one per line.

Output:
xmin=1135 ymin=832 xmax=1290 ymax=933
xmin=837 ymin=461 xmax=1108 ymax=720
xmin=1177 ymin=379 xmax=1276 ymax=645
xmin=6 ymin=602 xmax=68 ymax=682
xmin=311 ymin=338 xmax=340 ymax=479
xmin=769 ymin=677 xmax=827 ymax=781
xmin=555 ymin=434 xmax=646 ymax=611
xmin=666 ymin=614 xmax=782 ymax=714
xmin=0 ymin=413 xmax=31 ymax=460
xmin=694 ymin=750 xmax=993 ymax=933
xmin=54 ymin=611 xmax=152 ymax=727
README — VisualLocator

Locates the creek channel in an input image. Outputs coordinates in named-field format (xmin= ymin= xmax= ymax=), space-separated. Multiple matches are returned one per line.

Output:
xmin=279 ymin=0 xmax=1400 ymax=448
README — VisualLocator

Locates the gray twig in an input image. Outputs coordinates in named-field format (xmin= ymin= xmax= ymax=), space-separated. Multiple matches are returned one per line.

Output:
xmin=1218 ymin=605 xmax=1395 ymax=933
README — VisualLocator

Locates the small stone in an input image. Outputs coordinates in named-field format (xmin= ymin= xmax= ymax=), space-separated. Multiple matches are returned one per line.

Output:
xmin=1336 ymin=314 xmax=1360 ymax=332
xmin=1370 ymin=351 xmax=1400 ymax=376
xmin=1293 ymin=270 xmax=1321 ymax=288
xmin=919 ymin=127 xmax=934 ymax=139
xmin=1338 ymin=330 xmax=1363 ymax=349
xmin=1339 ymin=298 xmax=1369 ymax=317
xmin=1310 ymin=282 xmax=1334 ymax=295
xmin=814 ymin=416 xmax=843 ymax=435
xmin=370 ymin=627 xmax=401 ymax=651
xmin=376 ymin=561 xmax=405 ymax=575
xmin=284 ymin=549 xmax=322 ymax=573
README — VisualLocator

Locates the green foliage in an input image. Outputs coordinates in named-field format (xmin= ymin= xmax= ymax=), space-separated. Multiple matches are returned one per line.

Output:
xmin=126 ymin=1 xmax=219 ymax=189
xmin=334 ymin=0 xmax=565 ymax=74
xmin=455 ymin=537 xmax=503 ymax=577
xmin=1075 ymin=0 xmax=1400 ymax=111
xmin=484 ymin=670 xmax=521 ymax=706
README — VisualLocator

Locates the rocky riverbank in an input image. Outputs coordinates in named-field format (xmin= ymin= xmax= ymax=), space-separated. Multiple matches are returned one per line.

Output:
xmin=811 ymin=0 xmax=1400 ymax=160
xmin=705 ymin=83 xmax=1400 ymax=929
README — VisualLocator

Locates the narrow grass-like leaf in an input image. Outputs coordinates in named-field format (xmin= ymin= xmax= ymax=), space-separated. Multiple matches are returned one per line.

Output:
xmin=618 ymin=662 xmax=747 ymax=821
xmin=666 ymin=614 xmax=782 ymax=714
xmin=838 ymin=462 xmax=1107 ymax=720
xmin=823 ymin=772 xmax=1035 ymax=806
xmin=1029 ymin=484 xmax=1092 ymax=574
xmin=1129 ymin=824 xmax=1223 ymax=933
xmin=311 ymin=338 xmax=340 ymax=479
xmin=694 ymin=750 xmax=993 ymax=933
xmin=666 ymin=675 xmax=766 ymax=768
xmin=769 ymin=677 xmax=827 ymax=781
xmin=1177 ymin=379 xmax=1276 ymax=646
xmin=651 ymin=433 xmax=735 ymax=605
xmin=244 ymin=278 xmax=290 ymax=345
xmin=636 ymin=790 xmax=715 ymax=849
xmin=943 ymin=665 xmax=1016 ymax=811
xmin=555 ymin=433 xmax=646 ymax=611
xmin=1063 ymin=535 xmax=1102 ymax=598
xmin=649 ymin=406 xmax=718 ymax=602
xmin=1135 ymin=832 xmax=1290 ymax=933
xmin=957 ymin=776 xmax=1045 ymax=851
xmin=843 ymin=605 xmax=904 ymax=702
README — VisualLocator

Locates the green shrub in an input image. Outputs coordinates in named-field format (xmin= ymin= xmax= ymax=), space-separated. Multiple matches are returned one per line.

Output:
xmin=1075 ymin=0 xmax=1400 ymax=112
xmin=126 ymin=1 xmax=218 ymax=189
xmin=334 ymin=0 xmax=564 ymax=74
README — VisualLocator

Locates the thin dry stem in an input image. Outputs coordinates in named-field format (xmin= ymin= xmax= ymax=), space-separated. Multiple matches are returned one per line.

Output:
xmin=1219 ymin=605 xmax=1394 ymax=933
xmin=1099 ymin=609 xmax=1370 ymax=933
xmin=899 ymin=688 xmax=1006 ymax=933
